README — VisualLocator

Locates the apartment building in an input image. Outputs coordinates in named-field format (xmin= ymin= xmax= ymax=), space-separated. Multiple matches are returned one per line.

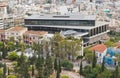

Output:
xmin=23 ymin=30 xmax=48 ymax=45
xmin=5 ymin=26 xmax=27 ymax=41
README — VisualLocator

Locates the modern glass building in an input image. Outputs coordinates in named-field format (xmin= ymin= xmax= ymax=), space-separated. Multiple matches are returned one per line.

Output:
xmin=24 ymin=14 xmax=109 ymax=46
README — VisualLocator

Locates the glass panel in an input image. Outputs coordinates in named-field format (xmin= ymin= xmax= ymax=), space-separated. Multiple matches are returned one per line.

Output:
xmin=25 ymin=19 xmax=95 ymax=26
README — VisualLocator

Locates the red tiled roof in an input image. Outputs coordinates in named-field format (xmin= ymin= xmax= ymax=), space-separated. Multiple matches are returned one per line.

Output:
xmin=89 ymin=44 xmax=107 ymax=53
xmin=7 ymin=26 xmax=26 ymax=31
xmin=0 ymin=3 xmax=7 ymax=7
xmin=24 ymin=30 xmax=48 ymax=36
xmin=0 ymin=30 xmax=5 ymax=33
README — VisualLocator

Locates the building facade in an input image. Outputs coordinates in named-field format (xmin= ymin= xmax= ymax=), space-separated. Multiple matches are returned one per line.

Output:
xmin=5 ymin=26 xmax=27 ymax=41
xmin=23 ymin=30 xmax=48 ymax=45
xmin=24 ymin=14 xmax=109 ymax=46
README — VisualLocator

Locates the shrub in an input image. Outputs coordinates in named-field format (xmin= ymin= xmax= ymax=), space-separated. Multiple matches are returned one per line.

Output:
xmin=7 ymin=75 xmax=17 ymax=78
xmin=8 ymin=52 xmax=19 ymax=61
xmin=76 ymin=55 xmax=83 ymax=60
xmin=0 ymin=68 xmax=3 ymax=78
xmin=12 ymin=61 xmax=18 ymax=67
xmin=61 ymin=75 xmax=69 ymax=78
xmin=61 ymin=60 xmax=73 ymax=70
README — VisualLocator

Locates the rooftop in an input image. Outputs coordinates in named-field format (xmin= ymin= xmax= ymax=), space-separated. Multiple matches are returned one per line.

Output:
xmin=25 ymin=14 xmax=96 ymax=20
xmin=7 ymin=26 xmax=27 ymax=32
xmin=0 ymin=3 xmax=7 ymax=7
xmin=0 ymin=30 xmax=5 ymax=33
xmin=24 ymin=30 xmax=48 ymax=36
xmin=89 ymin=44 xmax=107 ymax=53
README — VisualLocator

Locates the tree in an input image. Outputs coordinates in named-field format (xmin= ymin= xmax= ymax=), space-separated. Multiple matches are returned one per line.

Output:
xmin=2 ymin=42 xmax=8 ymax=59
xmin=35 ymin=55 xmax=44 ymax=78
xmin=114 ymin=66 xmax=119 ymax=78
xmin=44 ymin=53 xmax=53 ymax=78
xmin=32 ymin=65 xmax=34 ymax=77
xmin=0 ymin=53 xmax=2 ymax=60
xmin=28 ymin=53 xmax=36 ymax=65
xmin=7 ymin=42 xmax=15 ymax=51
xmin=61 ymin=60 xmax=73 ymax=70
xmin=3 ymin=63 xmax=7 ymax=78
xmin=17 ymin=53 xmax=26 ymax=66
xmin=84 ymin=48 xmax=93 ymax=63
xmin=101 ymin=60 xmax=105 ymax=73
xmin=18 ymin=62 xmax=30 ymax=78
xmin=23 ymin=63 xmax=30 ymax=78
xmin=79 ymin=61 xmax=83 ymax=75
xmin=8 ymin=52 xmax=19 ymax=61
xmin=56 ymin=68 xmax=60 ymax=78
xmin=54 ymin=58 xmax=57 ymax=71
xmin=92 ymin=51 xmax=96 ymax=68
xmin=59 ymin=59 xmax=61 ymax=73
xmin=8 ymin=67 xmax=10 ymax=75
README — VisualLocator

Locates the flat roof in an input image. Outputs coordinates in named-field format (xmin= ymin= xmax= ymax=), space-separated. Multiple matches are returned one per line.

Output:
xmin=25 ymin=14 xmax=96 ymax=20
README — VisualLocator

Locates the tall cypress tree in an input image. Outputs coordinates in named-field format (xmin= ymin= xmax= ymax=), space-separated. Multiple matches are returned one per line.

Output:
xmin=101 ymin=60 xmax=105 ymax=73
xmin=3 ymin=63 xmax=7 ymax=78
xmin=8 ymin=67 xmax=10 ymax=75
xmin=56 ymin=59 xmax=61 ymax=78
xmin=59 ymin=59 xmax=61 ymax=73
xmin=35 ymin=55 xmax=44 ymax=78
xmin=2 ymin=42 xmax=7 ymax=59
xmin=92 ymin=51 xmax=96 ymax=68
xmin=79 ymin=61 xmax=83 ymax=75
xmin=23 ymin=63 xmax=30 ymax=78
xmin=32 ymin=65 xmax=34 ymax=77
xmin=54 ymin=58 xmax=57 ymax=71
xmin=0 ymin=52 xmax=2 ymax=60
xmin=114 ymin=66 xmax=119 ymax=78
xmin=56 ymin=68 xmax=60 ymax=78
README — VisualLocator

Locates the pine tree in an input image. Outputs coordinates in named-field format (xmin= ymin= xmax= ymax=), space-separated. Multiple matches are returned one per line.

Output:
xmin=17 ymin=52 xmax=25 ymax=66
xmin=3 ymin=63 xmax=7 ymax=78
xmin=2 ymin=42 xmax=7 ymax=59
xmin=35 ymin=55 xmax=44 ymax=78
xmin=101 ymin=60 xmax=105 ymax=73
xmin=32 ymin=65 xmax=34 ymax=77
xmin=8 ymin=67 xmax=10 ymax=75
xmin=59 ymin=59 xmax=61 ymax=73
xmin=23 ymin=63 xmax=30 ymax=78
xmin=56 ymin=59 xmax=61 ymax=78
xmin=54 ymin=58 xmax=57 ymax=71
xmin=44 ymin=53 xmax=53 ymax=77
xmin=114 ymin=66 xmax=118 ymax=78
xmin=56 ymin=69 xmax=60 ymax=78
xmin=0 ymin=53 xmax=2 ymax=60
xmin=92 ymin=51 xmax=96 ymax=68
xmin=79 ymin=61 xmax=83 ymax=75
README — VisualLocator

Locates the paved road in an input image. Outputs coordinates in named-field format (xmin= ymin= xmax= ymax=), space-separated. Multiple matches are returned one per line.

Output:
xmin=61 ymin=70 xmax=84 ymax=78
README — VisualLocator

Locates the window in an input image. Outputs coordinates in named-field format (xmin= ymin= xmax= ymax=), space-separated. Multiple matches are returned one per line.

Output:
xmin=25 ymin=19 xmax=95 ymax=26
xmin=99 ymin=54 xmax=101 ymax=57
xmin=33 ymin=37 xmax=35 ymax=39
